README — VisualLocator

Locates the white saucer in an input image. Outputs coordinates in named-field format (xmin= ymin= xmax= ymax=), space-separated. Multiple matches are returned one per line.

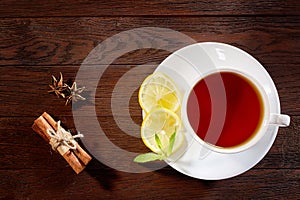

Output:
xmin=155 ymin=42 xmax=281 ymax=180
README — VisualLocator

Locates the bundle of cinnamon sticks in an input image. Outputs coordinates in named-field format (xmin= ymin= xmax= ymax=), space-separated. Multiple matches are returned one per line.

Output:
xmin=32 ymin=112 xmax=92 ymax=174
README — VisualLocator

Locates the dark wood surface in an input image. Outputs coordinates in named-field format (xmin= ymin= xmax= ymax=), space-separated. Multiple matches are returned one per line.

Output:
xmin=0 ymin=1 xmax=299 ymax=199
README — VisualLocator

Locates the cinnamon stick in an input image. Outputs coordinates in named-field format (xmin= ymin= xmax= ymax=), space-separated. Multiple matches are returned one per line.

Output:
xmin=32 ymin=112 xmax=92 ymax=174
xmin=42 ymin=112 xmax=92 ymax=165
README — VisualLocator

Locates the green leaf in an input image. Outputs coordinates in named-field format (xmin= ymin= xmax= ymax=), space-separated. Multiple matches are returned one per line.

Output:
xmin=155 ymin=133 xmax=163 ymax=151
xmin=133 ymin=152 xmax=164 ymax=163
xmin=167 ymin=130 xmax=176 ymax=156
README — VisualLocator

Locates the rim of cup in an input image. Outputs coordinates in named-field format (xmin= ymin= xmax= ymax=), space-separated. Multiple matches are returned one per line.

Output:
xmin=181 ymin=68 xmax=270 ymax=154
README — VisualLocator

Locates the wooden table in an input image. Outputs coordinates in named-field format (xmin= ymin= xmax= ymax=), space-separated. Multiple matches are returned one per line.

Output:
xmin=1 ymin=1 xmax=299 ymax=199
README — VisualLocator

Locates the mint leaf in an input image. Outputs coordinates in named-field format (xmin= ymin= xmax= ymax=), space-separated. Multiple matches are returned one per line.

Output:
xmin=134 ymin=152 xmax=164 ymax=163
xmin=155 ymin=133 xmax=163 ymax=151
xmin=167 ymin=130 xmax=176 ymax=156
xmin=134 ymin=129 xmax=178 ymax=163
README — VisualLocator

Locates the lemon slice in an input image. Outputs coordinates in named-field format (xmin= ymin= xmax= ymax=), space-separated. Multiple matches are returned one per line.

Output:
xmin=141 ymin=107 xmax=182 ymax=154
xmin=138 ymin=72 xmax=181 ymax=113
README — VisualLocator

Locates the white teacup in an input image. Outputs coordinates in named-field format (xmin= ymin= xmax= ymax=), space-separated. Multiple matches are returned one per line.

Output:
xmin=181 ymin=68 xmax=290 ymax=154
xmin=157 ymin=42 xmax=290 ymax=155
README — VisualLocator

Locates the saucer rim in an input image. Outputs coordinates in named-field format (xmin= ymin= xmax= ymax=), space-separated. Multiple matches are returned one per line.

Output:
xmin=155 ymin=42 xmax=281 ymax=180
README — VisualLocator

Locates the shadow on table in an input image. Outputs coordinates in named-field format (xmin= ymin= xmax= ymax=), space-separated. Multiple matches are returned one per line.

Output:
xmin=85 ymin=157 xmax=120 ymax=190
xmin=71 ymin=89 xmax=95 ymax=111
xmin=155 ymin=166 xmax=217 ymax=188
xmin=84 ymin=158 xmax=215 ymax=191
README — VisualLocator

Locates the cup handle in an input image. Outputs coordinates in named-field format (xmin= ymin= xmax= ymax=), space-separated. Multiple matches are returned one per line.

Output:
xmin=270 ymin=113 xmax=290 ymax=127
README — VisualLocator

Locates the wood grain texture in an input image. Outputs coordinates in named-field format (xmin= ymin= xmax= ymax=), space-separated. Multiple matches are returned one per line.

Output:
xmin=1 ymin=0 xmax=300 ymax=17
xmin=0 ymin=168 xmax=299 ymax=199
xmin=0 ymin=116 xmax=299 ymax=170
xmin=1 ymin=1 xmax=299 ymax=199
xmin=0 ymin=64 xmax=299 ymax=117
xmin=0 ymin=17 xmax=299 ymax=65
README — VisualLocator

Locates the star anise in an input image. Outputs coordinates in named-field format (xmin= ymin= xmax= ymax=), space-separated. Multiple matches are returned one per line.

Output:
xmin=65 ymin=82 xmax=86 ymax=105
xmin=48 ymin=72 xmax=68 ymax=98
